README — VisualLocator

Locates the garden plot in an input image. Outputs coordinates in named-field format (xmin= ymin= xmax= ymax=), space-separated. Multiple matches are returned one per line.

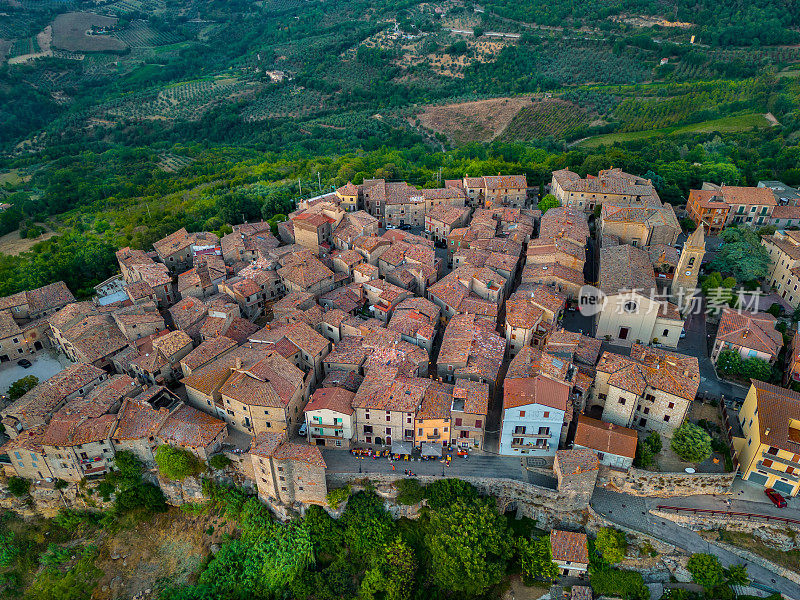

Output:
xmin=51 ymin=12 xmax=127 ymax=53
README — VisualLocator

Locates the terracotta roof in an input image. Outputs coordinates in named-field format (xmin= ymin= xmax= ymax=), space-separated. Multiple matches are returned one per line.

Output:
xmin=181 ymin=336 xmax=237 ymax=372
xmin=553 ymin=168 xmax=655 ymax=198
xmin=152 ymin=330 xmax=193 ymax=358
xmin=439 ymin=313 xmax=506 ymax=383
xmin=452 ymin=380 xmax=489 ymax=416
xmin=574 ymin=415 xmax=637 ymax=459
xmin=113 ymin=398 xmax=170 ymax=440
xmin=555 ymin=448 xmax=599 ymax=476
xmin=750 ymin=380 xmax=800 ymax=452
xmin=26 ymin=281 xmax=76 ymax=315
xmin=597 ymin=344 xmax=700 ymax=401
xmin=158 ymin=404 xmax=226 ymax=448
xmin=251 ymin=431 xmax=326 ymax=467
xmin=278 ymin=256 xmax=335 ymax=290
xmin=41 ymin=412 xmax=117 ymax=447
xmin=0 ymin=309 xmax=21 ymax=339
xmin=153 ymin=227 xmax=193 ymax=256
xmin=721 ymin=185 xmax=776 ymax=206
xmin=305 ymin=387 xmax=355 ymax=415
xmin=506 ymin=286 xmax=566 ymax=329
xmin=599 ymin=244 xmax=656 ymax=296
xmin=504 ymin=376 xmax=569 ymax=411
xmin=544 ymin=329 xmax=602 ymax=366
xmin=3 ymin=363 xmax=107 ymax=428
xmin=320 ymin=369 xmax=364 ymax=392
xmin=181 ymin=345 xmax=269 ymax=396
xmin=1 ymin=425 xmax=48 ymax=454
xmin=417 ymin=381 xmax=454 ymax=420
xmin=169 ymin=297 xmax=209 ymax=331
xmin=716 ymin=308 xmax=782 ymax=358
xmin=550 ymin=530 xmax=589 ymax=564
xmin=221 ymin=352 xmax=305 ymax=408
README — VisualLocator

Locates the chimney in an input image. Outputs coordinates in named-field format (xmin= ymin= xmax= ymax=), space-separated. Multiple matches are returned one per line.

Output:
xmin=235 ymin=358 xmax=243 ymax=369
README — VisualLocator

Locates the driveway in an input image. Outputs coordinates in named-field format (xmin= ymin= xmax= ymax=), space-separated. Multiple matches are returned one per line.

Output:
xmin=0 ymin=350 xmax=73 ymax=398
xmin=591 ymin=487 xmax=800 ymax=599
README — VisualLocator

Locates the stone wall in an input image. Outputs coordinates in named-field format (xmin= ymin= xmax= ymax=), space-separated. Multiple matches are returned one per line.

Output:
xmin=326 ymin=472 xmax=591 ymax=529
xmin=602 ymin=466 xmax=736 ymax=497
xmin=0 ymin=480 xmax=114 ymax=517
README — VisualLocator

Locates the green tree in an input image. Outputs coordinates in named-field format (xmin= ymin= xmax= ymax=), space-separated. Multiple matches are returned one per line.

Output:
xmin=360 ymin=537 xmax=417 ymax=600
xmin=154 ymin=445 xmax=204 ymax=480
xmin=710 ymin=226 xmax=770 ymax=282
xmin=7 ymin=477 xmax=30 ymax=497
xmin=537 ymin=193 xmax=560 ymax=214
xmin=687 ymin=553 xmax=725 ymax=588
xmin=425 ymin=499 xmax=513 ymax=596
xmin=716 ymin=349 xmax=744 ymax=377
xmin=208 ymin=454 xmax=230 ymax=470
xmin=671 ymin=423 xmax=713 ymax=463
xmin=516 ymin=536 xmax=559 ymax=583
xmin=7 ymin=375 xmax=38 ymax=400
xmin=341 ymin=490 xmax=394 ymax=564
xmin=473 ymin=26 xmax=484 ymax=38
xmin=595 ymin=527 xmax=627 ymax=564
xmin=725 ymin=563 xmax=750 ymax=586
xmin=105 ymin=451 xmax=166 ymax=514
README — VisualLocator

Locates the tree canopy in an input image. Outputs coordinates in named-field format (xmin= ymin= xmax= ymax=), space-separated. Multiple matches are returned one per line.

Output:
xmin=670 ymin=422 xmax=713 ymax=463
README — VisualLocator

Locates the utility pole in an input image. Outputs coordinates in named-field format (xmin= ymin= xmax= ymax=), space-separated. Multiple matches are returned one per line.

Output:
xmin=317 ymin=171 xmax=322 ymax=192
xmin=298 ymin=179 xmax=302 ymax=195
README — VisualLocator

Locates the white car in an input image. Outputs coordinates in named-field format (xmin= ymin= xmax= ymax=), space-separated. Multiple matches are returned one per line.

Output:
xmin=679 ymin=330 xmax=686 ymax=339
xmin=385 ymin=224 xmax=396 ymax=230
xmin=299 ymin=422 xmax=307 ymax=437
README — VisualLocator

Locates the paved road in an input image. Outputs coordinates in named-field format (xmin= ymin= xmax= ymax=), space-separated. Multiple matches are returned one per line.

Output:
xmin=677 ymin=297 xmax=749 ymax=401
xmin=592 ymin=488 xmax=800 ymax=599
xmin=320 ymin=448 xmax=557 ymax=488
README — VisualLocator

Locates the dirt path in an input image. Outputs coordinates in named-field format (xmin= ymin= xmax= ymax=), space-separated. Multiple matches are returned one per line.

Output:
xmin=765 ymin=112 xmax=780 ymax=126
xmin=0 ymin=224 xmax=58 ymax=255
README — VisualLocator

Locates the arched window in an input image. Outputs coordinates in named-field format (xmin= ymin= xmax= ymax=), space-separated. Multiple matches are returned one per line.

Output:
xmin=687 ymin=257 xmax=695 ymax=267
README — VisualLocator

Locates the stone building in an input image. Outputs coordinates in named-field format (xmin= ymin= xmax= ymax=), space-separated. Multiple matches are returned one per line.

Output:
xmin=250 ymin=432 xmax=327 ymax=506
xmin=550 ymin=530 xmax=589 ymax=578
xmin=591 ymin=344 xmax=700 ymax=435
xmin=553 ymin=448 xmax=599 ymax=509
xmin=573 ymin=415 xmax=637 ymax=471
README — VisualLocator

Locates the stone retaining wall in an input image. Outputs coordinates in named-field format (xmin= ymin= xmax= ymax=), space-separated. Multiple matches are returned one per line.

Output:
xmin=327 ymin=472 xmax=590 ymax=528
xmin=603 ymin=467 xmax=736 ymax=497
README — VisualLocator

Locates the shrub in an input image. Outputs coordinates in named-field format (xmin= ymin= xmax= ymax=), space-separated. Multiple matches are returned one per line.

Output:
xmin=154 ymin=445 xmax=204 ymax=480
xmin=326 ymin=484 xmax=351 ymax=509
xmin=7 ymin=375 xmax=38 ymax=400
xmin=395 ymin=478 xmax=425 ymax=505
xmin=208 ymin=454 xmax=231 ymax=470
xmin=53 ymin=479 xmax=68 ymax=491
xmin=590 ymin=568 xmax=649 ymax=600
xmin=687 ymin=553 xmax=725 ymax=588
xmin=595 ymin=527 xmax=627 ymax=564
xmin=7 ymin=476 xmax=30 ymax=497
xmin=670 ymin=422 xmax=712 ymax=463
xmin=538 ymin=194 xmax=560 ymax=213
xmin=424 ymin=478 xmax=477 ymax=509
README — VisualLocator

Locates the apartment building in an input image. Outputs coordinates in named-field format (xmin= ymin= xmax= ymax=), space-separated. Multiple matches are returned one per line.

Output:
xmin=504 ymin=285 xmax=567 ymax=354
xmin=499 ymin=375 xmax=569 ymax=457
xmin=303 ymin=387 xmax=355 ymax=448
xmin=551 ymin=168 xmax=657 ymax=213
xmin=763 ymin=229 xmax=800 ymax=309
xmin=251 ymin=432 xmax=327 ymax=506
xmin=438 ymin=313 xmax=507 ymax=396
xmin=733 ymin=380 xmax=800 ymax=497
xmin=711 ymin=307 xmax=782 ymax=365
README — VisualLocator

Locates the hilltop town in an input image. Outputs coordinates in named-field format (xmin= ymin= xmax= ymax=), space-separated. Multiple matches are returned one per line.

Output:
xmin=3 ymin=169 xmax=800 ymax=599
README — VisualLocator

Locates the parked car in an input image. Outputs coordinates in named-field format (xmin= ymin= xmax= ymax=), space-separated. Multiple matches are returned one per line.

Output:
xmin=679 ymin=329 xmax=686 ymax=339
xmin=398 ymin=223 xmax=412 ymax=230
xmin=299 ymin=422 xmax=307 ymax=437
xmin=385 ymin=224 xmax=396 ymax=230
xmin=765 ymin=487 xmax=788 ymax=508
xmin=17 ymin=359 xmax=32 ymax=368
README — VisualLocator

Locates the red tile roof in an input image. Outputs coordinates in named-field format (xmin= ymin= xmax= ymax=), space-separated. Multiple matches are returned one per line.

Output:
xmin=550 ymin=530 xmax=589 ymax=564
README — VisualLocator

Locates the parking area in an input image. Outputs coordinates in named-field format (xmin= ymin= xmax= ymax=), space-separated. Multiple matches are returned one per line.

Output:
xmin=0 ymin=350 xmax=74 ymax=398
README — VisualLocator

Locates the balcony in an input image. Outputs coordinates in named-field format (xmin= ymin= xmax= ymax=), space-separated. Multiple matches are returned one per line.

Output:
xmin=761 ymin=452 xmax=800 ymax=472
xmin=511 ymin=442 xmax=549 ymax=451
xmin=756 ymin=461 xmax=800 ymax=482
xmin=513 ymin=432 xmax=551 ymax=439
xmin=311 ymin=423 xmax=344 ymax=430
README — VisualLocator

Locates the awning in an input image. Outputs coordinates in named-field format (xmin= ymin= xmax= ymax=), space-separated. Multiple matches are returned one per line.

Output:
xmin=421 ymin=442 xmax=442 ymax=457
xmin=391 ymin=442 xmax=413 ymax=456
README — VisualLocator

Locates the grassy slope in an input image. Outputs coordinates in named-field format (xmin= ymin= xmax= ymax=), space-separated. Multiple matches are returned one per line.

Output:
xmin=580 ymin=113 xmax=771 ymax=147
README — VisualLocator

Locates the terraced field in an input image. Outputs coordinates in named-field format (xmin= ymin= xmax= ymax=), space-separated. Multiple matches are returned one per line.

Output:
xmin=498 ymin=98 xmax=591 ymax=141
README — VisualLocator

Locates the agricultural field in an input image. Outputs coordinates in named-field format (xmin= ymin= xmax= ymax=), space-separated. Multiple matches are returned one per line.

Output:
xmin=612 ymin=78 xmax=769 ymax=132
xmin=51 ymin=12 xmax=127 ymax=52
xmin=103 ymin=77 xmax=254 ymax=122
xmin=417 ymin=96 xmax=532 ymax=144
xmin=240 ymin=85 xmax=329 ymax=121
xmin=580 ymin=113 xmax=772 ymax=147
xmin=157 ymin=153 xmax=196 ymax=172
xmin=111 ymin=20 xmax=181 ymax=48
xmin=498 ymin=98 xmax=591 ymax=141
